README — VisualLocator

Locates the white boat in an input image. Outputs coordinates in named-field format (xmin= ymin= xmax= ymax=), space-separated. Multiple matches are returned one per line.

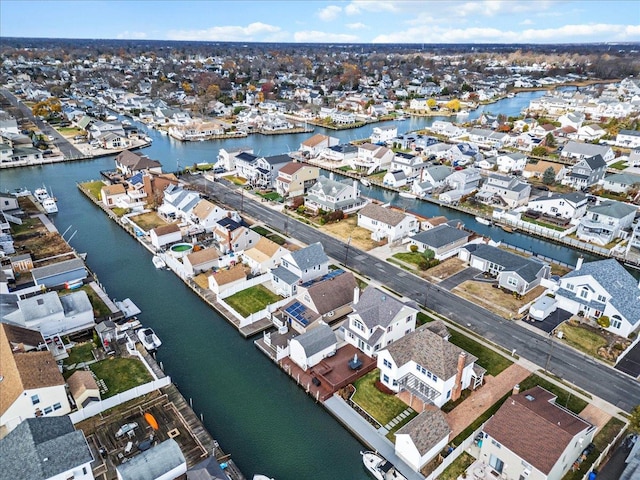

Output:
xmin=152 ymin=255 xmax=167 ymax=269
xmin=475 ymin=216 xmax=491 ymax=225
xmin=399 ymin=191 xmax=416 ymax=199
xmin=137 ymin=328 xmax=162 ymax=351
xmin=457 ymin=110 xmax=470 ymax=116
xmin=42 ymin=197 xmax=58 ymax=214
xmin=396 ymin=115 xmax=406 ymax=121
xmin=34 ymin=187 xmax=50 ymax=202
xmin=360 ymin=178 xmax=371 ymax=187
xmin=253 ymin=476 xmax=274 ymax=480
xmin=361 ymin=451 xmax=407 ymax=480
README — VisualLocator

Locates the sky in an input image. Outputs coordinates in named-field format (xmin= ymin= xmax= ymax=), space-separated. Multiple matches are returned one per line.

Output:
xmin=1 ymin=0 xmax=639 ymax=44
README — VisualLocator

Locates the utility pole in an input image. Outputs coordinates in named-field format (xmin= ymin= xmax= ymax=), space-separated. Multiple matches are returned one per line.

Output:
xmin=544 ymin=333 xmax=555 ymax=373
xmin=344 ymin=236 xmax=352 ymax=266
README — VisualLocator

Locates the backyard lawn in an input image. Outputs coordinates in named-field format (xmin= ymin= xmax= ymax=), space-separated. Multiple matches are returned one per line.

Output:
xmin=437 ymin=452 xmax=475 ymax=480
xmin=517 ymin=373 xmax=588 ymax=414
xmin=61 ymin=285 xmax=112 ymax=317
xmin=224 ymin=284 xmax=281 ymax=317
xmin=90 ymin=357 xmax=153 ymax=398
xmin=352 ymin=369 xmax=409 ymax=426
xmin=129 ymin=212 xmax=168 ymax=232
xmin=81 ymin=181 xmax=106 ymax=200
xmin=63 ymin=342 xmax=95 ymax=366
xmin=447 ymin=330 xmax=513 ymax=376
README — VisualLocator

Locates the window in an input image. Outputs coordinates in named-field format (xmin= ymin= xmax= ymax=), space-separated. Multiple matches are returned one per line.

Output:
xmin=44 ymin=406 xmax=53 ymax=415
xmin=567 ymin=283 xmax=574 ymax=291
xmin=446 ymin=390 xmax=451 ymax=399
xmin=353 ymin=320 xmax=365 ymax=332
xmin=383 ymin=374 xmax=389 ymax=383
xmin=31 ymin=395 xmax=40 ymax=405
xmin=507 ymin=277 xmax=518 ymax=287
xmin=387 ymin=325 xmax=392 ymax=333
xmin=416 ymin=364 xmax=422 ymax=373
xmin=406 ymin=315 xmax=412 ymax=323
xmin=597 ymin=294 xmax=606 ymax=302
xmin=491 ymin=439 xmax=502 ymax=449
xmin=433 ymin=375 xmax=438 ymax=382
xmin=53 ymin=403 xmax=62 ymax=411
xmin=383 ymin=359 xmax=392 ymax=368
xmin=611 ymin=318 xmax=622 ymax=329
xmin=580 ymin=288 xmax=589 ymax=299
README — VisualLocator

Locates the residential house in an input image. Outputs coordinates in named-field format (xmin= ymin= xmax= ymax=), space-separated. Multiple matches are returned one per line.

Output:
xmin=577 ymin=200 xmax=636 ymax=246
xmin=250 ymin=154 xmax=292 ymax=189
xmin=190 ymin=199 xmax=230 ymax=232
xmin=476 ymin=174 xmax=531 ymax=209
xmin=304 ymin=177 xmax=367 ymax=214
xmin=342 ymin=286 xmax=419 ymax=356
xmin=390 ymin=152 xmax=428 ymax=180
xmin=445 ymin=143 xmax=483 ymax=166
xmin=357 ymin=203 xmax=419 ymax=242
xmin=116 ymin=439 xmax=186 ymax=480
xmin=320 ymin=144 xmax=359 ymax=164
xmin=351 ymin=143 xmax=394 ymax=174
xmin=114 ymin=150 xmax=162 ymax=176
xmin=394 ymin=409 xmax=451 ymax=473
xmin=281 ymin=269 xmax=357 ymax=333
xmin=213 ymin=217 xmax=260 ymax=253
xmin=575 ymin=124 xmax=605 ymax=142
xmin=467 ymin=128 xmax=510 ymax=148
xmin=445 ymin=168 xmax=482 ymax=195
xmin=616 ymin=129 xmax=640 ymax=148
xmin=459 ymin=244 xmax=550 ymax=295
xmin=100 ymin=183 xmax=128 ymax=208
xmin=183 ymin=247 xmax=222 ymax=277
xmin=496 ymin=152 xmax=527 ymax=173
xmin=0 ymin=324 xmax=71 ymax=432
xmin=275 ymin=162 xmax=320 ymax=199
xmin=150 ymin=223 xmax=182 ymax=250
xmin=208 ymin=264 xmax=247 ymax=296
xmin=158 ymin=184 xmax=201 ymax=221
xmin=67 ymin=370 xmax=100 ymax=410
xmin=480 ymin=386 xmax=595 ymax=480
xmin=382 ymin=170 xmax=407 ymax=188
xmin=523 ymin=160 xmax=566 ymax=182
xmin=562 ymin=154 xmax=607 ymax=190
xmin=376 ymin=320 xmax=484 ymax=408
xmin=429 ymin=121 xmax=466 ymax=138
xmin=271 ymin=242 xmax=330 ymax=297
xmin=0 ymin=416 xmax=94 ymax=480
xmin=474 ymin=155 xmax=497 ymax=171
xmin=233 ymin=151 xmax=259 ymax=180
xmin=558 ymin=111 xmax=586 ymax=129
xmin=412 ymin=165 xmax=453 ymax=197
xmin=98 ymin=131 xmax=131 ymax=150
xmin=560 ymin=141 xmax=615 ymax=163
xmin=527 ymin=192 xmax=588 ymax=221
xmin=242 ymin=237 xmax=288 ymax=275
xmin=0 ymin=192 xmax=19 ymax=211
xmin=370 ymin=125 xmax=398 ymax=144
xmin=601 ymin=173 xmax=640 ymax=195
xmin=217 ymin=147 xmax=255 ymax=172
xmin=555 ymin=258 xmax=640 ymax=337
xmin=289 ymin=322 xmax=337 ymax=371
xmin=31 ymin=258 xmax=88 ymax=288
xmin=407 ymin=222 xmax=471 ymax=260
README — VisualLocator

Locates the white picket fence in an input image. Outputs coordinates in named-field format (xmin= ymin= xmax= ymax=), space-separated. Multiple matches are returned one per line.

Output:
xmin=218 ymin=295 xmax=290 ymax=328
xmin=69 ymin=377 xmax=171 ymax=424
xmin=425 ymin=424 xmax=485 ymax=480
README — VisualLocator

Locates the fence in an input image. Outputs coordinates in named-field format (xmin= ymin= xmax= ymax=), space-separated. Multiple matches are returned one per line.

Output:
xmin=69 ymin=376 xmax=172 ymax=424
xmin=425 ymin=424 xmax=485 ymax=480
xmin=579 ymin=424 xmax=628 ymax=480
xmin=217 ymin=294 xmax=290 ymax=328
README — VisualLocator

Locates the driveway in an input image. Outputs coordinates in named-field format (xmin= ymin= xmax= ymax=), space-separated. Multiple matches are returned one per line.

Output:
xmin=526 ymin=308 xmax=573 ymax=334
xmin=615 ymin=341 xmax=640 ymax=378
xmin=438 ymin=267 xmax=483 ymax=291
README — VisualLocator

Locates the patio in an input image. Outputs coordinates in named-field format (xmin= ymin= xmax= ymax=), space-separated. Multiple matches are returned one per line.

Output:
xmin=465 ymin=459 xmax=501 ymax=480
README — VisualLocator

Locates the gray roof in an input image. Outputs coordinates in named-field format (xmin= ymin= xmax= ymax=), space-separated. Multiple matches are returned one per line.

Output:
xmin=469 ymin=244 xmax=548 ymax=283
xmin=410 ymin=224 xmax=469 ymax=249
xmin=116 ymin=439 xmax=185 ymax=480
xmin=0 ymin=417 xmax=93 ymax=480
xmin=358 ymin=203 xmax=408 ymax=227
xmin=563 ymin=141 xmax=611 ymax=157
xmin=294 ymin=323 xmax=336 ymax=356
xmin=386 ymin=321 xmax=477 ymax=379
xmin=425 ymin=165 xmax=453 ymax=182
xmin=587 ymin=200 xmax=637 ymax=219
xmin=264 ymin=153 xmax=292 ymax=165
xmin=31 ymin=258 xmax=87 ymax=282
xmin=560 ymin=258 xmax=640 ymax=326
xmin=271 ymin=265 xmax=300 ymax=285
xmin=60 ymin=290 xmax=92 ymax=316
xmin=4 ymin=291 xmax=63 ymax=323
xmin=353 ymin=286 xmax=417 ymax=329
xmin=395 ymin=409 xmax=451 ymax=455
xmin=581 ymin=154 xmax=606 ymax=170
xmin=604 ymin=172 xmax=640 ymax=186
xmin=187 ymin=455 xmax=231 ymax=480
xmin=289 ymin=242 xmax=328 ymax=271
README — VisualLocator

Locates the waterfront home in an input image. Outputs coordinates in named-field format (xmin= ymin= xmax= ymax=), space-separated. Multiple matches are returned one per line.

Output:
xmin=445 ymin=167 xmax=482 ymax=195
xmin=183 ymin=247 xmax=222 ymax=276
xmin=304 ymin=177 xmax=367 ymax=214
xmin=114 ymin=150 xmax=162 ymax=176
xmin=409 ymin=98 xmax=431 ymax=111
xmin=208 ymin=264 xmax=247 ymax=296
xmin=496 ymin=152 xmax=527 ymax=173
xmin=289 ymin=322 xmax=337 ymax=371
xmin=217 ymin=147 xmax=254 ymax=172
xmin=555 ymin=258 xmax=640 ymax=337
xmin=67 ymin=370 xmax=100 ymax=409
xmin=376 ymin=320 xmax=483 ymax=408
xmin=233 ymin=151 xmax=259 ymax=180
xmin=423 ymin=142 xmax=452 ymax=159
xmin=458 ymin=244 xmax=550 ymax=295
xmin=190 ymin=199 xmax=232 ymax=232
xmin=271 ymin=242 xmax=330 ymax=297
xmin=382 ymin=170 xmax=407 ymax=188
xmin=280 ymin=270 xmax=357 ymax=333
xmin=389 ymin=152 xmax=428 ymax=180
xmin=351 ymin=143 xmax=394 ymax=174
xmin=0 ymin=324 xmax=71 ymax=432
xmin=342 ymin=286 xmax=419 ymax=356
xmin=616 ymin=129 xmax=640 ymax=148
xmin=601 ymin=172 xmax=640 ymax=195
xmin=415 ymin=165 xmax=453 ymax=193
xmin=429 ymin=120 xmax=466 ymax=138
xmin=527 ymin=192 xmax=588 ymax=222
xmin=31 ymin=257 xmax=88 ymax=288
xmin=407 ymin=222 xmax=472 ymax=260
xmin=242 ymin=237 xmax=288 ymax=275
xmin=319 ymin=143 xmax=358 ymax=164
xmin=100 ymin=183 xmax=127 ymax=208
xmin=159 ymin=184 xmax=201 ymax=219
xmin=394 ymin=408 xmax=451 ymax=472
xmin=97 ymin=131 xmax=131 ymax=150
xmin=0 ymin=416 xmax=94 ymax=479
xmin=150 ymin=223 xmax=182 ymax=250
xmin=168 ymin=121 xmax=224 ymax=141
xmin=370 ymin=125 xmax=398 ymax=144
xmin=560 ymin=141 xmax=615 ymax=164
xmin=523 ymin=160 xmax=566 ymax=182
xmin=480 ymin=386 xmax=595 ymax=480
xmin=116 ymin=439 xmax=186 ymax=480
xmin=445 ymin=143 xmax=482 ymax=166
xmin=357 ymin=203 xmax=419 ymax=242
xmin=213 ymin=217 xmax=260 ymax=254
xmin=468 ymin=128 xmax=510 ymax=148
xmin=562 ymin=154 xmax=607 ymax=190
xmin=475 ymin=173 xmax=531 ymax=209
xmin=576 ymin=200 xmax=636 ymax=246
xmin=275 ymin=161 xmax=320 ymax=199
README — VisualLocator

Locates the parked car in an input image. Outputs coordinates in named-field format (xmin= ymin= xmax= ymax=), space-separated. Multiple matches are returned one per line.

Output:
xmin=115 ymin=422 xmax=138 ymax=438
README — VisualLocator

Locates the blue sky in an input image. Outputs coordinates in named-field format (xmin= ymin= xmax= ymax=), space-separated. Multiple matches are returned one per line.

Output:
xmin=1 ymin=1 xmax=639 ymax=43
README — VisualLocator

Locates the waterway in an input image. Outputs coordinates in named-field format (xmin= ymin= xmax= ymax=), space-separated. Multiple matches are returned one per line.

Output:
xmin=0 ymin=90 xmax=601 ymax=479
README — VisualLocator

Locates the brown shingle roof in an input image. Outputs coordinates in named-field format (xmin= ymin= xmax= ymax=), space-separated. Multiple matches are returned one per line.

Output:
xmin=244 ymin=237 xmax=283 ymax=264
xmin=115 ymin=150 xmax=161 ymax=170
xmin=359 ymin=203 xmax=408 ymax=227
xmin=307 ymin=271 xmax=358 ymax=314
xmin=186 ymin=247 xmax=221 ymax=266
xmin=209 ymin=264 xmax=246 ymax=286
xmin=278 ymin=162 xmax=306 ymax=175
xmin=152 ymin=223 xmax=181 ymax=236
xmin=396 ymin=407 xmax=451 ymax=455
xmin=301 ymin=134 xmax=329 ymax=148
xmin=484 ymin=386 xmax=592 ymax=475
xmin=101 ymin=184 xmax=126 ymax=195
xmin=67 ymin=370 xmax=99 ymax=400
xmin=192 ymin=199 xmax=219 ymax=221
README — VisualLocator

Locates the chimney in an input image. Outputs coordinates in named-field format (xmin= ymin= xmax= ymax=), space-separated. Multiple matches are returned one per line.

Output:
xmin=451 ymin=352 xmax=467 ymax=402
xmin=512 ymin=383 xmax=520 ymax=395
xmin=353 ymin=287 xmax=360 ymax=304
xmin=575 ymin=256 xmax=583 ymax=271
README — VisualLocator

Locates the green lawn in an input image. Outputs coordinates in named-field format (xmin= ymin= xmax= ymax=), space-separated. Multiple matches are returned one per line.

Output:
xmin=452 ymin=391 xmax=511 ymax=446
xmin=393 ymin=252 xmax=425 ymax=266
xmin=63 ymin=342 xmax=95 ymax=366
xmin=252 ymin=226 xmax=271 ymax=236
xmin=90 ymin=357 xmax=153 ymax=398
xmin=517 ymin=373 xmax=588 ymax=414
xmin=352 ymin=369 xmax=410 ymax=425
xmin=438 ymin=452 xmax=475 ymax=480
xmin=447 ymin=330 xmax=513 ymax=376
xmin=129 ymin=212 xmax=168 ymax=231
xmin=10 ymin=216 xmax=41 ymax=235
xmin=257 ymin=191 xmax=282 ymax=202
xmin=60 ymin=285 xmax=112 ymax=317
xmin=557 ymin=323 xmax=608 ymax=359
xmin=81 ymin=181 xmax=106 ymax=200
xmin=224 ymin=284 xmax=281 ymax=317
xmin=417 ymin=311 xmax=435 ymax=326
xmin=610 ymin=160 xmax=628 ymax=170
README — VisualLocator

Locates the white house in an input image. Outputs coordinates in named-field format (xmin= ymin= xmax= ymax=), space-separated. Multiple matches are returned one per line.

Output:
xmin=560 ymin=141 xmax=615 ymax=163
xmin=242 ymin=237 xmax=288 ymax=275
xmin=150 ymin=223 xmax=182 ymax=250
xmin=190 ymin=199 xmax=230 ymax=232
xmin=212 ymin=217 xmax=261 ymax=253
xmin=289 ymin=322 xmax=337 ymax=371
xmin=496 ymin=152 xmax=527 ymax=173
xmin=577 ymin=200 xmax=637 ymax=246
xmin=304 ymin=177 xmax=367 ymax=214
xmin=351 ymin=143 xmax=394 ymax=173
xmin=271 ymin=242 xmax=330 ymax=297
xmin=343 ymin=286 xmax=419 ymax=356
xmin=376 ymin=321 xmax=484 ymax=408
xmin=370 ymin=125 xmax=398 ymax=144
xmin=394 ymin=409 xmax=451 ymax=472
xmin=601 ymin=173 xmax=640 ymax=194
xmin=445 ymin=168 xmax=482 ymax=195
xmin=357 ymin=203 xmax=419 ymax=242
xmin=208 ymin=264 xmax=247 ymax=296
xmin=390 ymin=152 xmax=428 ymax=180
xmin=555 ymin=258 xmax=640 ymax=337
xmin=407 ymin=222 xmax=472 ymax=261
xmin=527 ymin=192 xmax=588 ymax=221
xmin=476 ymin=174 xmax=531 ymax=208
xmin=616 ymin=129 xmax=640 ymax=148
xmin=382 ymin=170 xmax=408 ymax=188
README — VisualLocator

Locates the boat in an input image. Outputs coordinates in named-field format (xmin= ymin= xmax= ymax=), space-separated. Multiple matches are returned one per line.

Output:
xmin=475 ymin=216 xmax=491 ymax=226
xmin=144 ymin=412 xmax=159 ymax=430
xmin=42 ymin=197 xmax=58 ymax=214
xmin=456 ymin=110 xmax=470 ymax=116
xmin=152 ymin=255 xmax=167 ymax=269
xmin=34 ymin=187 xmax=50 ymax=203
xmin=361 ymin=451 xmax=407 ymax=480
xmin=253 ymin=476 xmax=274 ymax=480
xmin=399 ymin=192 xmax=416 ymax=199
xmin=501 ymin=225 xmax=515 ymax=233
xmin=396 ymin=115 xmax=406 ymax=121
xmin=137 ymin=328 xmax=162 ymax=351
xmin=360 ymin=178 xmax=371 ymax=187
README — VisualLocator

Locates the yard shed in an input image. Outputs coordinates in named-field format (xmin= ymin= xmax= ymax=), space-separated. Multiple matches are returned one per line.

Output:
xmin=31 ymin=258 xmax=88 ymax=288
xmin=289 ymin=322 xmax=336 ymax=371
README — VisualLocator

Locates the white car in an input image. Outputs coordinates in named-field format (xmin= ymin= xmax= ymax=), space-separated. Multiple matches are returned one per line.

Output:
xmin=47 ymin=135 xmax=55 ymax=141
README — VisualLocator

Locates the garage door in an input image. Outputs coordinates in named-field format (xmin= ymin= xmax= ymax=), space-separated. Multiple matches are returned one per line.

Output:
xmin=471 ymin=258 xmax=484 ymax=270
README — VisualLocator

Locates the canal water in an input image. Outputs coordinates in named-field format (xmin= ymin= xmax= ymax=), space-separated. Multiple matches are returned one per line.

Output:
xmin=0 ymin=90 xmax=598 ymax=479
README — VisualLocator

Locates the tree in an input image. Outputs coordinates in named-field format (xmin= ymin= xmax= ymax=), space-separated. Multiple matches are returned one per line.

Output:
xmin=422 ymin=248 xmax=435 ymax=260
xmin=532 ymin=146 xmax=548 ymax=157
xmin=542 ymin=167 xmax=556 ymax=185
xmin=629 ymin=404 xmax=640 ymax=434
xmin=544 ymin=132 xmax=556 ymax=148
xmin=427 ymin=98 xmax=437 ymax=109
xmin=445 ymin=99 xmax=461 ymax=112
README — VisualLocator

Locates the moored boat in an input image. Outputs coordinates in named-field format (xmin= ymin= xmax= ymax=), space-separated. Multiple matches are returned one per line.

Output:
xmin=137 ymin=328 xmax=162 ymax=351
xmin=34 ymin=187 xmax=50 ymax=203
xmin=361 ymin=451 xmax=406 ymax=480
xmin=399 ymin=191 xmax=416 ymax=199
xmin=42 ymin=197 xmax=58 ymax=214
xmin=501 ymin=225 xmax=515 ymax=233
xmin=360 ymin=178 xmax=371 ymax=187
xmin=475 ymin=216 xmax=491 ymax=226
xmin=152 ymin=255 xmax=167 ymax=269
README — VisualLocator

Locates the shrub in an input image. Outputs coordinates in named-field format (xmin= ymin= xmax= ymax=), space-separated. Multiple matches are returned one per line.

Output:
xmin=597 ymin=316 xmax=610 ymax=328
xmin=409 ymin=244 xmax=418 ymax=253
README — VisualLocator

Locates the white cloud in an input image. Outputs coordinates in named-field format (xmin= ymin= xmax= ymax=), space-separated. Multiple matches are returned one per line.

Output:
xmin=318 ymin=5 xmax=342 ymax=21
xmin=294 ymin=30 xmax=359 ymax=43
xmin=520 ymin=19 xmax=534 ymax=26
xmin=346 ymin=22 xmax=367 ymax=30
xmin=116 ymin=31 xmax=147 ymax=40
xmin=345 ymin=0 xmax=399 ymax=16
xmin=167 ymin=22 xmax=281 ymax=41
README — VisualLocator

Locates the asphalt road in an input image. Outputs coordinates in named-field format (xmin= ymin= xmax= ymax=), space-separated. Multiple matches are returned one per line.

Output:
xmin=192 ymin=177 xmax=640 ymax=413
